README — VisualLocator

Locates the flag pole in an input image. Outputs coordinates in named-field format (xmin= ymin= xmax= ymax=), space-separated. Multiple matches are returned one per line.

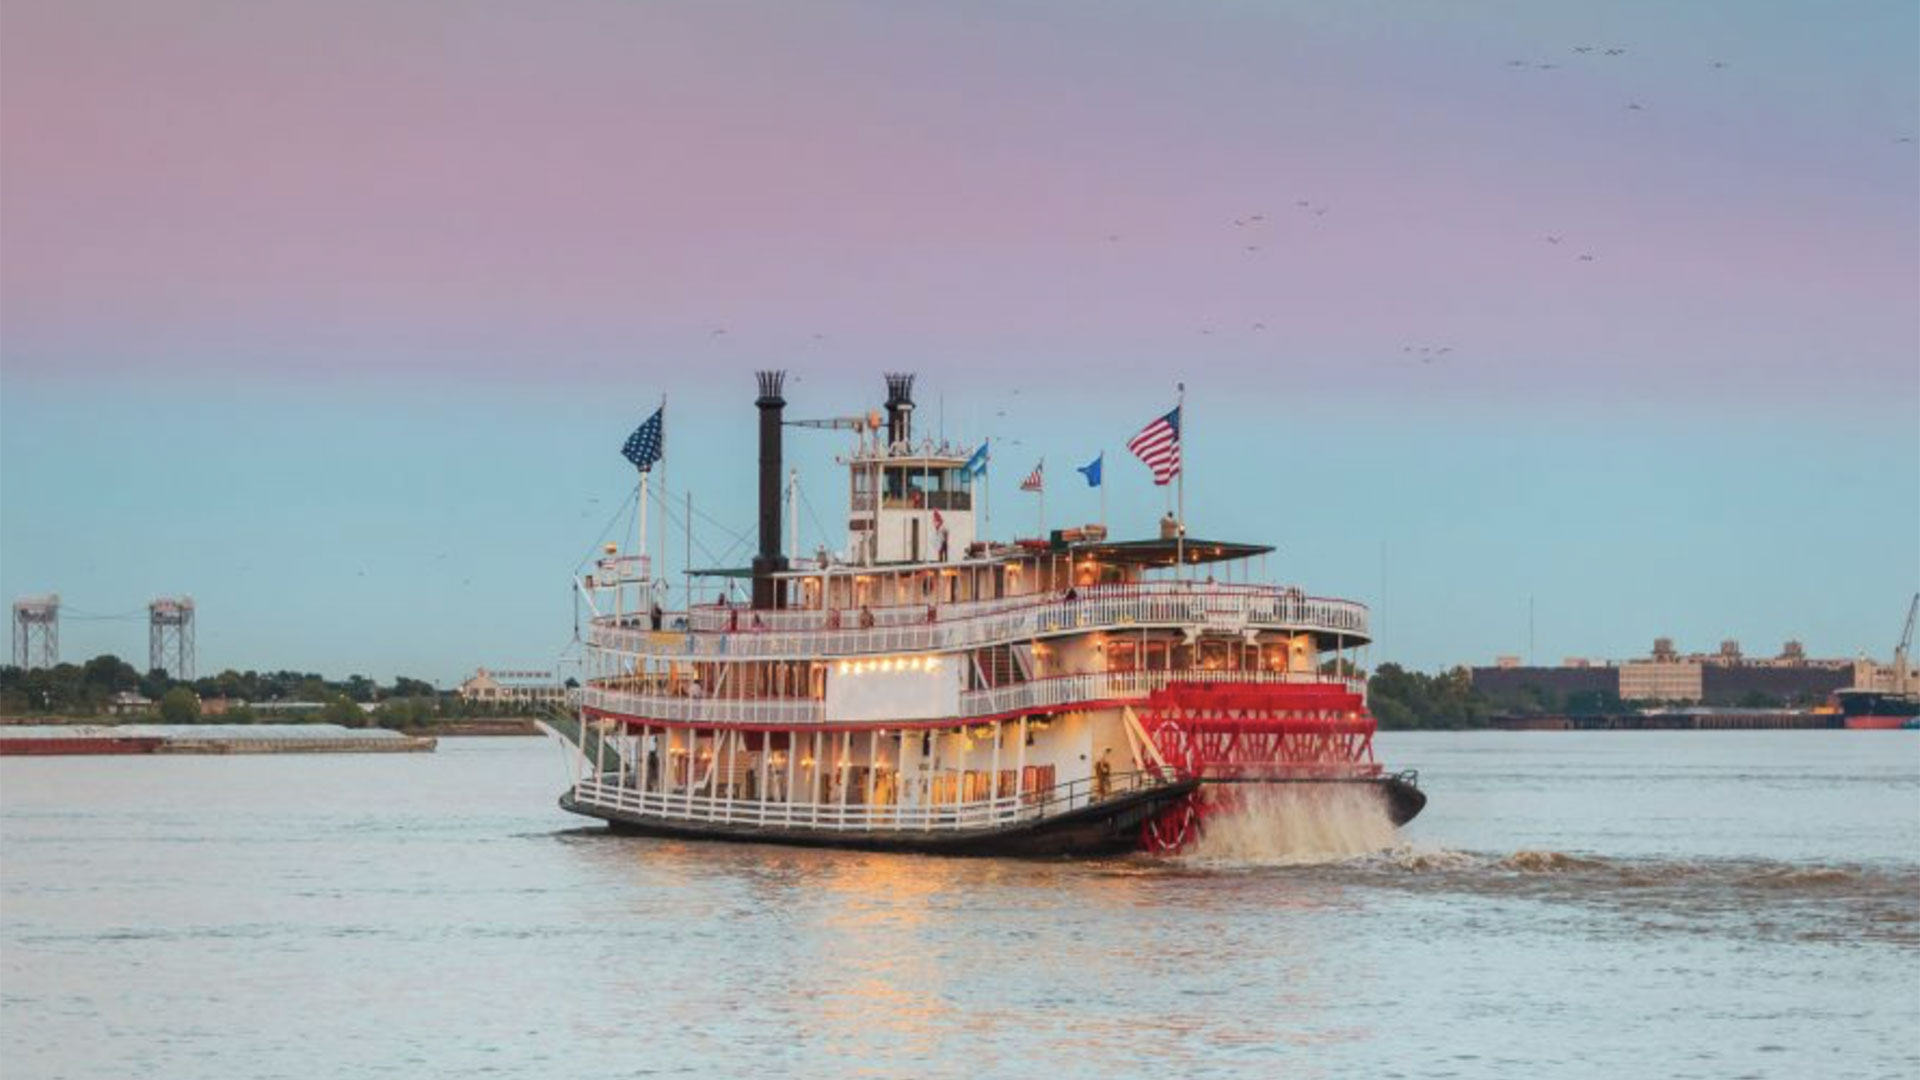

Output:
xmin=983 ymin=445 xmax=991 ymax=545
xmin=1175 ymin=383 xmax=1186 ymax=582
xmin=1099 ymin=450 xmax=1107 ymax=533
xmin=1039 ymin=459 xmax=1046 ymax=539
xmin=636 ymin=467 xmax=649 ymax=617
xmin=655 ymin=394 xmax=667 ymax=606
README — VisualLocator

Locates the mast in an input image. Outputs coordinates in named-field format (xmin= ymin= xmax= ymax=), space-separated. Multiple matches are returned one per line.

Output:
xmin=786 ymin=468 xmax=799 ymax=563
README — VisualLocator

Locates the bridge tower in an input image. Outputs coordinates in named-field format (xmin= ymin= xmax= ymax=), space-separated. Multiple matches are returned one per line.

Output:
xmin=149 ymin=597 xmax=195 ymax=680
xmin=11 ymin=595 xmax=59 ymax=670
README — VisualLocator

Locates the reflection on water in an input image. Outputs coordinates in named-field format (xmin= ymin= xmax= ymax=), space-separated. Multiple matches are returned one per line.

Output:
xmin=3 ymin=733 xmax=1917 ymax=1079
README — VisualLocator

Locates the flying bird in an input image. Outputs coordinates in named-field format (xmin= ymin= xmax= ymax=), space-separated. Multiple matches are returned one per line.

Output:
xmin=1545 ymin=235 xmax=1564 ymax=244
xmin=1626 ymin=102 xmax=1645 ymax=111
xmin=1574 ymin=45 xmax=1594 ymax=54
xmin=1604 ymin=47 xmax=1626 ymax=55
xmin=1578 ymin=253 xmax=1596 ymax=262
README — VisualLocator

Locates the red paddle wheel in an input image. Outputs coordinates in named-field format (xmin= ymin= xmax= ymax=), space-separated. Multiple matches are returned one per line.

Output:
xmin=1137 ymin=682 xmax=1383 ymax=854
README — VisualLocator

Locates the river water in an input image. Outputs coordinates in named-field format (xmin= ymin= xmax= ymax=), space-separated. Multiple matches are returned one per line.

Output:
xmin=2 ymin=732 xmax=1915 ymax=1079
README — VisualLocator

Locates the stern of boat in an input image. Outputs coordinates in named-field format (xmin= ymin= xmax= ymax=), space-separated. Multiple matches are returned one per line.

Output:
xmin=1133 ymin=681 xmax=1425 ymax=854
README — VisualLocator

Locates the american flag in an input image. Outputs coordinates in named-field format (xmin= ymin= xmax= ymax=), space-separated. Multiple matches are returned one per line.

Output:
xmin=1020 ymin=461 xmax=1044 ymax=492
xmin=1126 ymin=406 xmax=1181 ymax=485
xmin=621 ymin=406 xmax=664 ymax=472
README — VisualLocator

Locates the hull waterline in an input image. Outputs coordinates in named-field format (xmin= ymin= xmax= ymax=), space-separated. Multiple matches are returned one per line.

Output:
xmin=561 ymin=777 xmax=1203 ymax=856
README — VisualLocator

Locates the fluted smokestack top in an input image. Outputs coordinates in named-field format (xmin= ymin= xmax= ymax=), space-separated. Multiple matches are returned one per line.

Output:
xmin=884 ymin=372 xmax=915 ymax=447
xmin=756 ymin=369 xmax=787 ymax=404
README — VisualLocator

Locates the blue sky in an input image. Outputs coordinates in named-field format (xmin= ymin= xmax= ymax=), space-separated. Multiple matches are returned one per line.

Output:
xmin=2 ymin=368 xmax=1913 ymax=682
xmin=2 ymin=0 xmax=1915 ymax=682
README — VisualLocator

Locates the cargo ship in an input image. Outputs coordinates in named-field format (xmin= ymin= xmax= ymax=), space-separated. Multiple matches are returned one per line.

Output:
xmin=1835 ymin=691 xmax=1920 ymax=731
xmin=1839 ymin=594 xmax=1919 ymax=730
xmin=551 ymin=372 xmax=1424 ymax=855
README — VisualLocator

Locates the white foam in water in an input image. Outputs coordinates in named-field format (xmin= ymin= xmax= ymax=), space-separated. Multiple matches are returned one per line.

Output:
xmin=1182 ymin=782 xmax=1400 ymax=865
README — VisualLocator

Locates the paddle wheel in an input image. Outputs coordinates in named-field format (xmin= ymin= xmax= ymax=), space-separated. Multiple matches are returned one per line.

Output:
xmin=1136 ymin=681 xmax=1406 ymax=854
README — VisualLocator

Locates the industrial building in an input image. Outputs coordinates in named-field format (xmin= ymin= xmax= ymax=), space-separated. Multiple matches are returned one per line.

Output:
xmin=1473 ymin=638 xmax=1892 ymax=706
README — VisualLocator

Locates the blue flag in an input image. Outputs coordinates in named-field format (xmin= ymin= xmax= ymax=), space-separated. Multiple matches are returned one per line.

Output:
xmin=621 ymin=407 xmax=664 ymax=472
xmin=1076 ymin=453 xmax=1103 ymax=488
xmin=963 ymin=440 xmax=990 ymax=478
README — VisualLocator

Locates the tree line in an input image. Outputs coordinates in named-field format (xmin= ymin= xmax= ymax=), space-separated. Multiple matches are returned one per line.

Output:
xmin=13 ymin=653 xmax=1704 ymax=733
xmin=0 ymin=655 xmax=562 ymax=731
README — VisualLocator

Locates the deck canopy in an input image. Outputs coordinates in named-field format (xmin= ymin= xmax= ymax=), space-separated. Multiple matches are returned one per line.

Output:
xmin=1067 ymin=537 xmax=1274 ymax=568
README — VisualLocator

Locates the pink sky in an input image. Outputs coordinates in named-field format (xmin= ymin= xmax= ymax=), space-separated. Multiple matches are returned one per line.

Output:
xmin=3 ymin=0 xmax=1914 ymax=407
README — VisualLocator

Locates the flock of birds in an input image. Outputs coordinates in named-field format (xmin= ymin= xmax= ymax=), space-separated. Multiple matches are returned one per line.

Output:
xmin=688 ymin=36 xmax=1913 ymax=377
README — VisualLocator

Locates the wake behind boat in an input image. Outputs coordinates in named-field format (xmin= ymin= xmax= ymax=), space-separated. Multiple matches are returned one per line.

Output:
xmin=549 ymin=372 xmax=1424 ymax=855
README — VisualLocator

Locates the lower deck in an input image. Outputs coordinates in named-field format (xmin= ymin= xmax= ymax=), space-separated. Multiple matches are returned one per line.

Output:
xmin=561 ymin=771 xmax=1199 ymax=856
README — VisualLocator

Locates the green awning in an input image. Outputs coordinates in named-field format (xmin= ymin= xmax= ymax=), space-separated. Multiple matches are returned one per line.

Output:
xmin=1066 ymin=537 xmax=1274 ymax=568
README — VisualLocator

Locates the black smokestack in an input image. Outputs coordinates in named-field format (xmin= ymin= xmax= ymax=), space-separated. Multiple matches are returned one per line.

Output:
xmin=884 ymin=372 xmax=915 ymax=449
xmin=752 ymin=370 xmax=789 ymax=609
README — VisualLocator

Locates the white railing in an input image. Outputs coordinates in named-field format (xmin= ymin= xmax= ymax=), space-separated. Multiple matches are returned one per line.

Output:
xmin=568 ymin=768 xmax=1171 ymax=833
xmin=957 ymin=668 xmax=1365 ymax=716
xmin=572 ymin=778 xmax=1040 ymax=831
xmin=578 ymin=668 xmax=1364 ymax=727
xmin=578 ymin=686 xmax=824 ymax=726
xmin=591 ymin=582 xmax=1368 ymax=660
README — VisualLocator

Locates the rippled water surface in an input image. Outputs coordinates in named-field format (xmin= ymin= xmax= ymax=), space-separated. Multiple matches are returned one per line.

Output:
xmin=3 ymin=732 xmax=1916 ymax=1079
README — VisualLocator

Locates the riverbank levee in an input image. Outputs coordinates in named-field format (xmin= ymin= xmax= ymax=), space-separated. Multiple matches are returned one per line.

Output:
xmin=0 ymin=723 xmax=435 ymax=755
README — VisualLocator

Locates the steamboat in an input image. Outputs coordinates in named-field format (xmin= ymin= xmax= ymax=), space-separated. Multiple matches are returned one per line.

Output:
xmin=552 ymin=372 xmax=1424 ymax=855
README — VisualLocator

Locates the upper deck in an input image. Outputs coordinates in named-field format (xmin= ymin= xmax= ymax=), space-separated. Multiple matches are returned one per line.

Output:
xmin=589 ymin=579 xmax=1368 ymax=660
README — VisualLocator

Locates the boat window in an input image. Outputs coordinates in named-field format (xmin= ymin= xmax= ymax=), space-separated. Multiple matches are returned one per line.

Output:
xmin=882 ymin=466 xmax=973 ymax=510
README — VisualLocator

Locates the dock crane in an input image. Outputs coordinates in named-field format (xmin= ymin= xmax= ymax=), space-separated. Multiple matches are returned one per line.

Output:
xmin=1895 ymin=593 xmax=1918 ymax=696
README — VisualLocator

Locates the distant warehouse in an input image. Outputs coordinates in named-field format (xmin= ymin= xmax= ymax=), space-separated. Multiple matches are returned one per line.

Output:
xmin=457 ymin=668 xmax=567 ymax=707
xmin=1473 ymin=638 xmax=1868 ymax=707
